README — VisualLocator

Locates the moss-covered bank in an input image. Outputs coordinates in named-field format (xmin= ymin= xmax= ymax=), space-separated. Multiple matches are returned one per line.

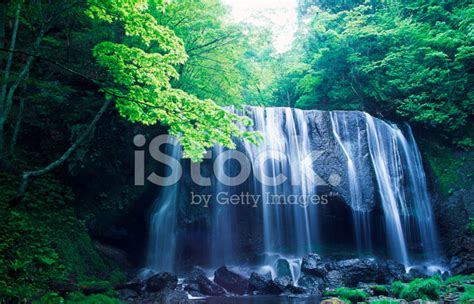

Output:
xmin=0 ymin=173 xmax=125 ymax=302
xmin=323 ymin=274 xmax=474 ymax=303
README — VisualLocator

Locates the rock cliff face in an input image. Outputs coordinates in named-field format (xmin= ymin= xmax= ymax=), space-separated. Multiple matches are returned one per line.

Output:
xmin=146 ymin=107 xmax=441 ymax=271
xmin=429 ymin=151 xmax=474 ymax=275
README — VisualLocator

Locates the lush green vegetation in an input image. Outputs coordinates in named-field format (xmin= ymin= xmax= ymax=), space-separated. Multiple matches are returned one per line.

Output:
xmin=35 ymin=291 xmax=123 ymax=304
xmin=369 ymin=300 xmax=399 ymax=304
xmin=286 ymin=0 xmax=474 ymax=149
xmin=324 ymin=275 xmax=474 ymax=303
xmin=397 ymin=276 xmax=442 ymax=301
xmin=367 ymin=285 xmax=389 ymax=296
xmin=325 ymin=287 xmax=369 ymax=303
xmin=0 ymin=0 xmax=472 ymax=301
xmin=0 ymin=0 xmax=272 ymax=300
xmin=0 ymin=174 xmax=124 ymax=302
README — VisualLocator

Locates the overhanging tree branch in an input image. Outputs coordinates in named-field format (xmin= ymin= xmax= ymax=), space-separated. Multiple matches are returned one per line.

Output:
xmin=18 ymin=97 xmax=113 ymax=197
xmin=0 ymin=47 xmax=184 ymax=198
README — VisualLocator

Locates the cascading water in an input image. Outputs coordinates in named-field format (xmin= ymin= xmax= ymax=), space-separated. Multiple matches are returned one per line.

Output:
xmin=365 ymin=114 xmax=440 ymax=265
xmin=365 ymin=114 xmax=410 ymax=265
xmin=403 ymin=127 xmax=440 ymax=261
xmin=211 ymin=144 xmax=237 ymax=266
xmin=145 ymin=107 xmax=441 ymax=273
xmin=330 ymin=112 xmax=373 ymax=255
xmin=146 ymin=137 xmax=182 ymax=273
xmin=239 ymin=107 xmax=317 ymax=258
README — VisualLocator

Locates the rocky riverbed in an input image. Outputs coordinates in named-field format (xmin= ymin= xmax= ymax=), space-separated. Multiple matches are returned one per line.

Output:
xmin=112 ymin=254 xmax=473 ymax=303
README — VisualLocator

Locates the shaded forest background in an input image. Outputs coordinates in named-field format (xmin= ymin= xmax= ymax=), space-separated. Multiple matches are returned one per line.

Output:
xmin=0 ymin=0 xmax=472 ymax=302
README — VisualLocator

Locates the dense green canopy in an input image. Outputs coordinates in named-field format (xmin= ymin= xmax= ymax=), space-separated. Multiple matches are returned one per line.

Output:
xmin=0 ymin=0 xmax=472 ymax=301
xmin=290 ymin=0 xmax=474 ymax=148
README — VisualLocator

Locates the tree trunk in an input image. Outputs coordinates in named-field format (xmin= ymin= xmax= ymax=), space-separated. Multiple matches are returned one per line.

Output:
xmin=0 ymin=3 xmax=20 ymax=106
xmin=9 ymin=95 xmax=24 ymax=155
xmin=0 ymin=34 xmax=42 ymax=163
xmin=18 ymin=98 xmax=113 ymax=197
xmin=0 ymin=2 xmax=6 ymax=66
xmin=0 ymin=3 xmax=20 ymax=161
xmin=8 ymin=72 xmax=29 ymax=156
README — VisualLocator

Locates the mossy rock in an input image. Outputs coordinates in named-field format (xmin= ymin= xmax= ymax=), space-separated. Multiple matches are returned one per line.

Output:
xmin=321 ymin=298 xmax=347 ymax=304
xmin=368 ymin=285 xmax=389 ymax=296
xmin=325 ymin=288 xmax=370 ymax=303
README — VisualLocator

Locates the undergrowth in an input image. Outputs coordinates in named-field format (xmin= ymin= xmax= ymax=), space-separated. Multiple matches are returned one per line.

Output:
xmin=0 ymin=173 xmax=124 ymax=302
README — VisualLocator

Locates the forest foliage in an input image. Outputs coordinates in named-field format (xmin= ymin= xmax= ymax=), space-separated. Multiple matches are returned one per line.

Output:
xmin=0 ymin=0 xmax=472 ymax=301
xmin=288 ymin=0 xmax=474 ymax=148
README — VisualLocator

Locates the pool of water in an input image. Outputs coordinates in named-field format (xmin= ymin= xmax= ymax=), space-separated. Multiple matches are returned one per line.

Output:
xmin=191 ymin=295 xmax=321 ymax=304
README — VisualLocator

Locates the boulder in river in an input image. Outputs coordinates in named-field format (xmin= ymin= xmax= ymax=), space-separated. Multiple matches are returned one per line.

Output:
xmin=145 ymin=272 xmax=178 ymax=292
xmin=334 ymin=258 xmax=386 ymax=286
xmin=274 ymin=275 xmax=293 ymax=291
xmin=298 ymin=275 xmax=324 ymax=294
xmin=385 ymin=259 xmax=407 ymax=282
xmin=406 ymin=266 xmax=429 ymax=281
xmin=214 ymin=266 xmax=249 ymax=295
xmin=275 ymin=258 xmax=293 ymax=277
xmin=301 ymin=253 xmax=328 ymax=277
xmin=196 ymin=275 xmax=225 ymax=296
xmin=248 ymin=272 xmax=282 ymax=295
xmin=184 ymin=266 xmax=226 ymax=296
xmin=325 ymin=270 xmax=345 ymax=289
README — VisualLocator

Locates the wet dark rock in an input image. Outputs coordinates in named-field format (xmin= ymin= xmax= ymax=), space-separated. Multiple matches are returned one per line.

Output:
xmin=301 ymin=253 xmax=327 ymax=277
xmin=125 ymin=288 xmax=190 ymax=304
xmin=286 ymin=285 xmax=306 ymax=295
xmin=441 ymin=270 xmax=450 ymax=281
xmin=188 ymin=266 xmax=207 ymax=279
xmin=183 ymin=283 xmax=203 ymax=297
xmin=325 ymin=270 xmax=345 ymax=289
xmin=434 ymin=165 xmax=474 ymax=277
xmin=196 ymin=275 xmax=226 ymax=296
xmin=386 ymin=260 xmax=407 ymax=282
xmin=183 ymin=266 xmax=226 ymax=296
xmin=275 ymin=258 xmax=292 ymax=277
xmin=150 ymin=288 xmax=190 ymax=304
xmin=114 ymin=281 xmax=144 ymax=293
xmin=214 ymin=266 xmax=249 ymax=295
xmin=335 ymin=258 xmax=386 ymax=286
xmin=298 ymin=275 xmax=324 ymax=294
xmin=117 ymin=288 xmax=139 ymax=301
xmin=405 ymin=267 xmax=429 ymax=281
xmin=248 ymin=272 xmax=281 ymax=295
xmin=274 ymin=275 xmax=293 ymax=290
xmin=450 ymin=252 xmax=474 ymax=276
xmin=145 ymin=272 xmax=178 ymax=292
xmin=93 ymin=242 xmax=132 ymax=270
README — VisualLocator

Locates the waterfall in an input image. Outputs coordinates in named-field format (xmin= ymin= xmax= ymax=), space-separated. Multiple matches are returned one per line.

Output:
xmin=145 ymin=107 xmax=440 ymax=272
xmin=400 ymin=126 xmax=440 ymax=262
xmin=330 ymin=112 xmax=373 ymax=255
xmin=238 ymin=107 xmax=317 ymax=257
xmin=365 ymin=114 xmax=440 ymax=264
xmin=365 ymin=114 xmax=410 ymax=265
xmin=146 ymin=137 xmax=182 ymax=273
xmin=211 ymin=144 xmax=237 ymax=266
